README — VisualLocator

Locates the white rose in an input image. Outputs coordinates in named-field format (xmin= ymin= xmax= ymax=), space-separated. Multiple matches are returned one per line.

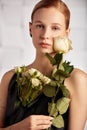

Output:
xmin=28 ymin=68 xmax=42 ymax=77
xmin=54 ymin=37 xmax=72 ymax=53
xmin=15 ymin=66 xmax=22 ymax=73
xmin=31 ymin=78 xmax=41 ymax=87
xmin=28 ymin=68 xmax=37 ymax=76
xmin=40 ymin=75 xmax=51 ymax=84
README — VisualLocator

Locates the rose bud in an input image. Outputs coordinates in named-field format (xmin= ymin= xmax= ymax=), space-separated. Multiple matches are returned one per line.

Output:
xmin=15 ymin=66 xmax=22 ymax=73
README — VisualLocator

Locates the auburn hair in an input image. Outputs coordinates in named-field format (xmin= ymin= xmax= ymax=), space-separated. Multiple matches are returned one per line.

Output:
xmin=31 ymin=0 xmax=70 ymax=29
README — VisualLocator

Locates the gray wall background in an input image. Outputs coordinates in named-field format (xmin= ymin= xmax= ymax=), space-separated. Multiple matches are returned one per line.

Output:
xmin=0 ymin=0 xmax=87 ymax=128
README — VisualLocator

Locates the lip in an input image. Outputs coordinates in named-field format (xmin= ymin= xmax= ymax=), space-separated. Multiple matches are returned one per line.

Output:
xmin=39 ymin=42 xmax=51 ymax=48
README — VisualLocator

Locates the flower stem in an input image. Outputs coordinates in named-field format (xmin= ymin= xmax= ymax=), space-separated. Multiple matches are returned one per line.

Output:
xmin=46 ymin=126 xmax=51 ymax=130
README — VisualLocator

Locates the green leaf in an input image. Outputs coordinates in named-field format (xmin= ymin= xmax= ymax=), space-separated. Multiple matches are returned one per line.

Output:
xmin=43 ymin=85 xmax=56 ymax=97
xmin=57 ymin=69 xmax=69 ymax=78
xmin=45 ymin=53 xmax=56 ymax=65
xmin=52 ymin=115 xmax=64 ymax=128
xmin=48 ymin=102 xmax=58 ymax=117
xmin=21 ymin=65 xmax=26 ymax=72
xmin=63 ymin=61 xmax=74 ymax=74
xmin=60 ymin=85 xmax=70 ymax=97
xmin=52 ymin=70 xmax=66 ymax=84
xmin=56 ymin=97 xmax=70 ymax=115
xmin=49 ymin=80 xmax=57 ymax=87
xmin=45 ymin=53 xmax=63 ymax=66
xmin=54 ymin=53 xmax=63 ymax=65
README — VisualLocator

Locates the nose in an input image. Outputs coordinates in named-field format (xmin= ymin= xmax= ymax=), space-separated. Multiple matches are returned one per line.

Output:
xmin=40 ymin=27 xmax=51 ymax=39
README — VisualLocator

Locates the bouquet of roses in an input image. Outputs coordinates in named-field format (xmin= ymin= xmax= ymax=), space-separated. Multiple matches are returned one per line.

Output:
xmin=15 ymin=66 xmax=51 ymax=106
xmin=15 ymin=36 xmax=74 ymax=129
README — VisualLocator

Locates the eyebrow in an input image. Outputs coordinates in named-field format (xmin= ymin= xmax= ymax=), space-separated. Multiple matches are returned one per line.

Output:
xmin=33 ymin=20 xmax=43 ymax=23
xmin=33 ymin=20 xmax=63 ymax=27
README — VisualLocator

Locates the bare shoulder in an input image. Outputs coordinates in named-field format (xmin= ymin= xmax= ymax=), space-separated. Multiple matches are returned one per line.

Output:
xmin=70 ymin=68 xmax=87 ymax=86
xmin=66 ymin=69 xmax=87 ymax=128
xmin=71 ymin=68 xmax=87 ymax=79
xmin=0 ymin=69 xmax=15 ymax=107
xmin=0 ymin=69 xmax=15 ymax=92
xmin=65 ymin=68 xmax=87 ymax=95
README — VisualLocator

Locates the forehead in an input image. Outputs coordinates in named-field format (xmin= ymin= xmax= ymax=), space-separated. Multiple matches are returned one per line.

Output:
xmin=32 ymin=7 xmax=65 ymax=25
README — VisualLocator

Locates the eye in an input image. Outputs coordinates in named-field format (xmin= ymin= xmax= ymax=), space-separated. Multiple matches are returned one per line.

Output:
xmin=52 ymin=26 xmax=61 ymax=31
xmin=36 ymin=24 xmax=44 ymax=29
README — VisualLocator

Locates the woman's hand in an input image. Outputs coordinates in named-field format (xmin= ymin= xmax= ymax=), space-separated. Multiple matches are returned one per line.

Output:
xmin=10 ymin=115 xmax=53 ymax=130
xmin=28 ymin=115 xmax=53 ymax=130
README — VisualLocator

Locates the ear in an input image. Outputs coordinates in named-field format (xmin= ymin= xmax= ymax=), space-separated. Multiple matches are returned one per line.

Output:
xmin=29 ymin=22 xmax=32 ymax=37
xmin=65 ymin=28 xmax=70 ymax=37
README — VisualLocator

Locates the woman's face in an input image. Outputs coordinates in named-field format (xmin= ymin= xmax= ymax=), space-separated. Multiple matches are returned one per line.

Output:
xmin=30 ymin=7 xmax=69 ymax=54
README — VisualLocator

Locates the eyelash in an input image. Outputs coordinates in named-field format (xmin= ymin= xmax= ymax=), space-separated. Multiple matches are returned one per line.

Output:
xmin=35 ymin=24 xmax=60 ymax=31
xmin=36 ymin=24 xmax=44 ymax=29
xmin=52 ymin=27 xmax=60 ymax=31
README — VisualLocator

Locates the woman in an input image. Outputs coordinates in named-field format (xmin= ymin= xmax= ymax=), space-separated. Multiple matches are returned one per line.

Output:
xmin=0 ymin=0 xmax=87 ymax=130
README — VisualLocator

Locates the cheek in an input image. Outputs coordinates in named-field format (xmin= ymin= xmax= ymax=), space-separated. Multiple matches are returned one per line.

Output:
xmin=32 ymin=35 xmax=39 ymax=48
xmin=53 ymin=30 xmax=67 ymax=38
xmin=32 ymin=29 xmax=40 ymax=38
xmin=59 ymin=31 xmax=67 ymax=37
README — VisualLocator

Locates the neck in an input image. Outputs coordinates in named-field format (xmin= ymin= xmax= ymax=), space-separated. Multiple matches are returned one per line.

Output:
xmin=30 ymin=52 xmax=54 ymax=75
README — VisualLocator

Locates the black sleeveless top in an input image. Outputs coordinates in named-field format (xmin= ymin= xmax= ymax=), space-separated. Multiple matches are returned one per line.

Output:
xmin=4 ymin=74 xmax=69 ymax=130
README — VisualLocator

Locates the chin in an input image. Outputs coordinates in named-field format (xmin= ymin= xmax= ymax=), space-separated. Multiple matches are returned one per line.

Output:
xmin=41 ymin=49 xmax=54 ymax=54
xmin=43 ymin=51 xmax=53 ymax=55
